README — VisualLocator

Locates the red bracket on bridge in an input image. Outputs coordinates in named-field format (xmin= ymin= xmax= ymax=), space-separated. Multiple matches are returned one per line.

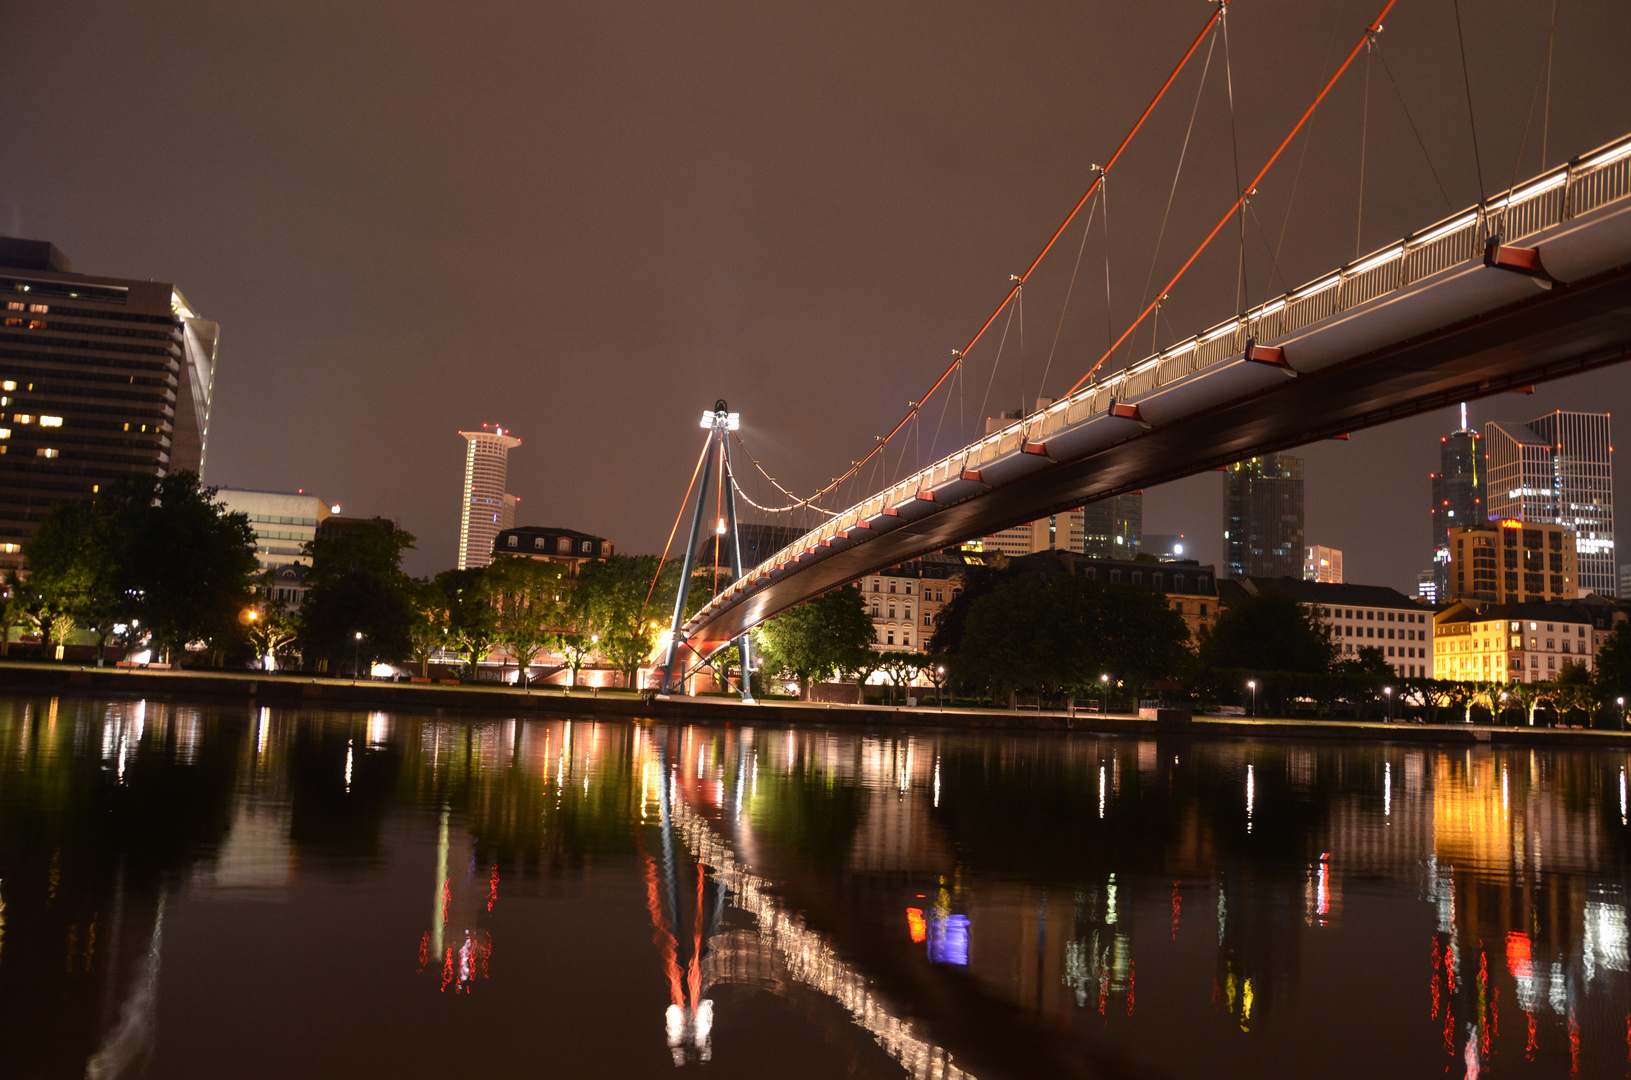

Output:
xmin=913 ymin=490 xmax=936 ymax=503
xmin=1108 ymin=401 xmax=1150 ymax=427
xmin=1244 ymin=339 xmax=1296 ymax=375
xmin=1484 ymin=239 xmax=1551 ymax=282
xmin=1022 ymin=441 xmax=1051 ymax=457
xmin=882 ymin=506 xmax=901 ymax=517
xmin=960 ymin=468 xmax=984 ymax=483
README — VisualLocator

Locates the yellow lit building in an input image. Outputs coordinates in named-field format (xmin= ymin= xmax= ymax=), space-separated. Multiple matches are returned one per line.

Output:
xmin=1446 ymin=519 xmax=1577 ymax=605
xmin=1433 ymin=600 xmax=1599 ymax=684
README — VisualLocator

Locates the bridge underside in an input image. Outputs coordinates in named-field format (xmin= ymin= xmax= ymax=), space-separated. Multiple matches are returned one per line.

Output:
xmin=691 ymin=261 xmax=1631 ymax=649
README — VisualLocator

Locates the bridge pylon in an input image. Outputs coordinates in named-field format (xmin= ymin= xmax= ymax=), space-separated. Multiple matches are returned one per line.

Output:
xmin=659 ymin=400 xmax=756 ymax=700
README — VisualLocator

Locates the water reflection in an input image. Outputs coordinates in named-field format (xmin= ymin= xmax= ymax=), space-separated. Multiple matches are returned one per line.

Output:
xmin=2 ymin=696 xmax=1631 ymax=1078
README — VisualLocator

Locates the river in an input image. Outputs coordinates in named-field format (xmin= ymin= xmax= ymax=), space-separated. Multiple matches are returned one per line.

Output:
xmin=1 ymin=694 xmax=1627 ymax=1078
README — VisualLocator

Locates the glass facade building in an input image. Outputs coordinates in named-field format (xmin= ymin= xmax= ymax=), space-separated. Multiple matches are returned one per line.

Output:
xmin=457 ymin=426 xmax=520 ymax=570
xmin=1429 ymin=407 xmax=1484 ymax=599
xmin=1486 ymin=411 xmax=1615 ymax=597
xmin=1224 ymin=453 xmax=1304 ymax=579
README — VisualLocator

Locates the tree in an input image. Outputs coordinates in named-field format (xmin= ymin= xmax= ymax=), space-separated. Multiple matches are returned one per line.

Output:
xmin=879 ymin=651 xmax=931 ymax=704
xmin=24 ymin=500 xmax=120 ymax=660
xmin=488 ymin=556 xmax=566 ymax=687
xmin=301 ymin=522 xmax=417 ymax=673
xmin=101 ymin=472 xmax=260 ymax=664
xmin=757 ymin=586 xmax=875 ymax=699
xmin=1554 ymin=661 xmax=1595 ymax=725
xmin=1200 ymin=590 xmax=1336 ymax=674
xmin=571 ymin=555 xmax=677 ymax=689
xmin=436 ymin=567 xmax=498 ymax=679
xmin=1597 ymin=622 xmax=1631 ymax=701
xmin=1505 ymin=679 xmax=1552 ymax=727
xmin=551 ymin=632 xmax=591 ymax=687
xmin=406 ymin=577 xmax=450 ymax=679
xmin=0 ymin=571 xmax=24 ymax=656
xmin=243 ymin=578 xmax=299 ymax=670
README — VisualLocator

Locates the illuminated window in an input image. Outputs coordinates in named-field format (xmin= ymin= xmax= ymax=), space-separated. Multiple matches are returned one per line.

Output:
xmin=0 ymin=543 xmax=16 ymax=553
xmin=35 ymin=448 xmax=57 ymax=458
xmin=27 ymin=320 xmax=43 ymax=330
xmin=38 ymin=416 xmax=61 ymax=427
xmin=11 ymin=415 xmax=31 ymax=424
xmin=506 ymin=535 xmax=517 ymax=547
xmin=2 ymin=318 xmax=19 ymax=327
xmin=556 ymin=537 xmax=570 ymax=554
xmin=28 ymin=304 xmax=45 ymax=314
xmin=0 ymin=429 xmax=9 ymax=440
xmin=3 ymin=302 xmax=19 ymax=311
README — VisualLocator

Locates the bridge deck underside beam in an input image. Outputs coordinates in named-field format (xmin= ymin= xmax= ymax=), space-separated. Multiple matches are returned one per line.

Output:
xmin=689 ymin=262 xmax=1631 ymax=648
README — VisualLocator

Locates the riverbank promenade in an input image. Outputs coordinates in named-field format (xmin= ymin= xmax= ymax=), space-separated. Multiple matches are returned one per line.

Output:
xmin=0 ymin=660 xmax=1625 ymax=748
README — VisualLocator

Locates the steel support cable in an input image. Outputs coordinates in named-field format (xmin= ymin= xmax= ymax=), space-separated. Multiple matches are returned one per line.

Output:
xmin=1127 ymin=30 xmax=1219 ymax=366
xmin=974 ymin=298 xmax=1019 ymax=432
xmin=724 ymin=431 xmax=838 ymax=515
xmin=1221 ymin=3 xmax=1249 ymax=312
xmin=1267 ymin=9 xmax=1345 ymax=302
xmin=1372 ymin=42 xmax=1453 ymax=212
xmin=761 ymin=4 xmax=1228 ymax=513
xmin=641 ymin=433 xmax=715 ymax=625
xmin=1036 ymin=187 xmax=1102 ymax=405
xmin=1066 ymin=0 xmax=1402 ymax=397
xmin=1452 ymin=0 xmax=1485 ymax=198
xmin=1541 ymin=0 xmax=1558 ymax=169
xmin=1356 ymin=35 xmax=1374 ymax=258
xmin=1500 ymin=1 xmax=1561 ymax=204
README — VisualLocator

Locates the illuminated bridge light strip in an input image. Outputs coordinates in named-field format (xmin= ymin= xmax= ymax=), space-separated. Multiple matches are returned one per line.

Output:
xmin=687 ymin=130 xmax=1631 ymax=642
xmin=670 ymin=798 xmax=974 ymax=1080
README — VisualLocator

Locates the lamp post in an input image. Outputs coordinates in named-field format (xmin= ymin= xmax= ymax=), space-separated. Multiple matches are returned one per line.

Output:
xmin=1247 ymin=679 xmax=1257 ymax=717
xmin=1621 ymin=696 xmax=1627 ymax=729
xmin=1384 ymin=686 xmax=1393 ymax=722
xmin=1100 ymin=673 xmax=1110 ymax=715
xmin=353 ymin=631 xmax=363 ymax=680
xmin=935 ymin=665 xmax=946 ymax=708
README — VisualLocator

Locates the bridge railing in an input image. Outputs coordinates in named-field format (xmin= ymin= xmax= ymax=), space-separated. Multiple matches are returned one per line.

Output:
xmin=706 ymin=132 xmax=1631 ymax=633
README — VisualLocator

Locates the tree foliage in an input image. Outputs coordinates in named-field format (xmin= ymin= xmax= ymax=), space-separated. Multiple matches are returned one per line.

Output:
xmin=757 ymin=586 xmax=875 ymax=698
xmin=435 ymin=567 xmax=498 ymax=678
xmin=1199 ymin=589 xmax=1336 ymax=674
xmin=570 ymin=555 xmax=678 ymax=688
xmin=300 ymin=522 xmax=417 ymax=672
xmin=488 ymin=555 xmax=566 ymax=686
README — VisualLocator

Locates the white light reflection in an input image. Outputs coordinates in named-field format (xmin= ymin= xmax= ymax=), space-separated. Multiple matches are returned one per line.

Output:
xmin=1246 ymin=764 xmax=1255 ymax=833
xmin=933 ymin=756 xmax=941 ymax=808
xmin=1621 ymin=766 xmax=1627 ymax=826
xmin=344 ymin=739 xmax=354 ymax=793
xmin=1384 ymin=762 xmax=1392 ymax=817
xmin=256 ymin=706 xmax=269 ymax=754
xmin=1098 ymin=765 xmax=1106 ymax=819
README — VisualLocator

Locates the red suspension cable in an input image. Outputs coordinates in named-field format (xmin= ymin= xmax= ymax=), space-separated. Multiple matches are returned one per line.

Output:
xmin=641 ymin=433 xmax=713 ymax=624
xmin=815 ymin=3 xmax=1228 ymax=499
xmin=1066 ymin=0 xmax=1400 ymax=396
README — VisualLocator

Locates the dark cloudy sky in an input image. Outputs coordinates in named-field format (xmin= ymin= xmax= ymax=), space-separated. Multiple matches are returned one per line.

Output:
xmin=3 ymin=0 xmax=1628 ymax=589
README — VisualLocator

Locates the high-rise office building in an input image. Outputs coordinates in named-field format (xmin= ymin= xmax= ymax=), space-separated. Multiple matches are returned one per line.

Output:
xmin=1430 ymin=404 xmax=1484 ymax=598
xmin=457 ymin=426 xmax=520 ymax=570
xmin=0 ymin=237 xmax=217 ymax=569
xmin=1304 ymin=545 xmax=1344 ymax=583
xmin=216 ymin=488 xmax=333 ymax=570
xmin=1446 ymin=519 xmax=1577 ymax=604
xmin=1081 ymin=494 xmax=1142 ymax=559
xmin=1223 ymin=453 xmax=1304 ymax=579
xmin=1486 ymin=411 xmax=1615 ymax=596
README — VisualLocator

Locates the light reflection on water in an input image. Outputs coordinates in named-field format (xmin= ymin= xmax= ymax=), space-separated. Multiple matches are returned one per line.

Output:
xmin=2 ymin=694 xmax=1630 ymax=1078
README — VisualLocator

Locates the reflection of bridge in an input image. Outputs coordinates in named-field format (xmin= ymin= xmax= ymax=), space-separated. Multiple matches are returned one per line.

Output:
xmin=683 ymin=136 xmax=1631 ymax=649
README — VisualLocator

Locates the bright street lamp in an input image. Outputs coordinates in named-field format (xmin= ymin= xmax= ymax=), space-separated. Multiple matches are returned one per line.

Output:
xmin=353 ymin=631 xmax=364 ymax=680
xmin=1384 ymin=686 xmax=1393 ymax=722
xmin=1247 ymin=679 xmax=1258 ymax=717
xmin=1100 ymin=673 xmax=1110 ymax=715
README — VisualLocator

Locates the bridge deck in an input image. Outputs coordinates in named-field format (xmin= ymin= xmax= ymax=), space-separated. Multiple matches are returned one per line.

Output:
xmin=685 ymin=133 xmax=1631 ymax=649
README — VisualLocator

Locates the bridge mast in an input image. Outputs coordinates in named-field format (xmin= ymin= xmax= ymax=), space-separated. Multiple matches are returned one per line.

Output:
xmin=659 ymin=400 xmax=755 ymax=700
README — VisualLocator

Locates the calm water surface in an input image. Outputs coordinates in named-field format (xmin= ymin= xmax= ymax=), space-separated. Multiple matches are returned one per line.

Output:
xmin=3 ymin=695 xmax=1630 ymax=1079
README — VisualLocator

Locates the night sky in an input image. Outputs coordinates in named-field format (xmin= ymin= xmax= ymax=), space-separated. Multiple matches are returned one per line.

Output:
xmin=3 ymin=0 xmax=1628 ymax=589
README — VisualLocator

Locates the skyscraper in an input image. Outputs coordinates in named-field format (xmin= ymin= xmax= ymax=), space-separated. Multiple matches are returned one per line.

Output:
xmin=0 ymin=237 xmax=218 ymax=569
xmin=1081 ymin=494 xmax=1142 ymax=559
xmin=1486 ymin=410 xmax=1616 ymax=596
xmin=1304 ymin=545 xmax=1343 ymax=583
xmin=1224 ymin=453 xmax=1304 ymax=579
xmin=1430 ymin=404 xmax=1484 ymax=599
xmin=457 ymin=426 xmax=520 ymax=570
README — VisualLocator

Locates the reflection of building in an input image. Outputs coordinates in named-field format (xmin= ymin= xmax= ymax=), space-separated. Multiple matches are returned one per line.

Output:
xmin=1431 ymin=407 xmax=1485 ymax=598
xmin=457 ymin=426 xmax=520 ymax=570
xmin=1242 ymin=577 xmax=1432 ymax=676
xmin=1486 ymin=411 xmax=1615 ymax=597
xmin=492 ymin=525 xmax=612 ymax=578
xmin=1224 ymin=454 xmax=1304 ymax=579
xmin=0 ymin=237 xmax=218 ymax=569
xmin=216 ymin=488 xmax=332 ymax=569
xmin=1447 ymin=519 xmax=1577 ymax=604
